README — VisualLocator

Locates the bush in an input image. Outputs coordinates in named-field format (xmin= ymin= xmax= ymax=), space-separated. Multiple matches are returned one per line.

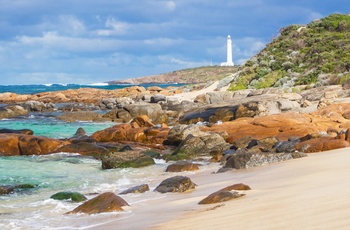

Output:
xmin=295 ymin=71 xmax=319 ymax=85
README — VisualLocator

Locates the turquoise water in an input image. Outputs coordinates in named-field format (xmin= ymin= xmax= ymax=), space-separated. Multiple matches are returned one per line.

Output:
xmin=0 ymin=114 xmax=171 ymax=229
xmin=0 ymin=154 xmax=170 ymax=229
xmin=0 ymin=113 xmax=114 ymax=139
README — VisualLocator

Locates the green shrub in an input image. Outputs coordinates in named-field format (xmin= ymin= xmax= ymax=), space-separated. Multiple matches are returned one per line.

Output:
xmin=295 ymin=71 xmax=319 ymax=85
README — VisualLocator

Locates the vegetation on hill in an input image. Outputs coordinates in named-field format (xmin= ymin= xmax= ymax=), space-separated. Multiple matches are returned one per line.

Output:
xmin=228 ymin=13 xmax=350 ymax=91
xmin=108 ymin=66 xmax=238 ymax=85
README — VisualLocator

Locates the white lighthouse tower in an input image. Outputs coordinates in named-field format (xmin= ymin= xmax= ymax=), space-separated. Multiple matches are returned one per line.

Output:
xmin=221 ymin=35 xmax=234 ymax=66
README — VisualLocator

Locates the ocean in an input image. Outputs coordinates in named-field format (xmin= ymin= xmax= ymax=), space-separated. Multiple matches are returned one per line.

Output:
xmin=0 ymin=83 xmax=193 ymax=229
xmin=0 ymin=83 xmax=182 ymax=95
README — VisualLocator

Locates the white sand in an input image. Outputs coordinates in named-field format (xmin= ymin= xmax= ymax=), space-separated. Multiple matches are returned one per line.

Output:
xmin=94 ymin=147 xmax=350 ymax=230
xmin=167 ymin=81 xmax=222 ymax=102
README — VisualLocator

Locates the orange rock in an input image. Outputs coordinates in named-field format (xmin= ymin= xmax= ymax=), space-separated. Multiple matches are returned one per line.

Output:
xmin=198 ymin=183 xmax=250 ymax=205
xmin=67 ymin=192 xmax=129 ymax=214
xmin=165 ymin=162 xmax=200 ymax=172
xmin=296 ymin=137 xmax=350 ymax=153
xmin=130 ymin=115 xmax=155 ymax=128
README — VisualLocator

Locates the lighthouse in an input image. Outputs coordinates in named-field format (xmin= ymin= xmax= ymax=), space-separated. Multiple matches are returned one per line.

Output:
xmin=221 ymin=35 xmax=234 ymax=66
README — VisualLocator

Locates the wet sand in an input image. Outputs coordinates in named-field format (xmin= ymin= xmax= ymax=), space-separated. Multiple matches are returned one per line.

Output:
xmin=95 ymin=147 xmax=350 ymax=230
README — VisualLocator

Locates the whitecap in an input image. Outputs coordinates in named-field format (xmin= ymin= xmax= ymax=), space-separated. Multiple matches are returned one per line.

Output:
xmin=85 ymin=82 xmax=109 ymax=86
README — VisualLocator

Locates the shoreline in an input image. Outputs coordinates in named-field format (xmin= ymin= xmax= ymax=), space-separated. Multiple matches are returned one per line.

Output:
xmin=94 ymin=147 xmax=350 ymax=230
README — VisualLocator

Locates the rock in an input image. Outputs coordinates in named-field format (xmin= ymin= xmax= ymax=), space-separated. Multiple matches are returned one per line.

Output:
xmin=124 ymin=102 xmax=163 ymax=120
xmin=0 ymin=185 xmax=15 ymax=195
xmin=0 ymin=134 xmax=69 ymax=156
xmin=154 ymin=176 xmax=197 ymax=193
xmin=257 ymin=136 xmax=280 ymax=149
xmin=54 ymin=142 xmax=109 ymax=159
xmin=57 ymin=111 xmax=106 ymax=122
xmin=0 ymin=134 xmax=21 ymax=156
xmin=0 ymin=105 xmax=28 ymax=119
xmin=275 ymin=140 xmax=299 ymax=153
xmin=231 ymin=136 xmax=255 ymax=149
xmin=0 ymin=128 xmax=34 ymax=135
xmin=91 ymin=123 xmax=169 ymax=146
xmin=67 ymin=192 xmax=129 ymax=214
xmin=119 ymin=184 xmax=150 ymax=195
xmin=150 ymin=94 xmax=166 ymax=103
xmin=18 ymin=135 xmax=69 ymax=156
xmin=224 ymin=148 xmax=295 ymax=169
xmin=0 ymin=184 xmax=37 ymax=195
xmin=296 ymin=137 xmax=350 ymax=153
xmin=130 ymin=115 xmax=155 ymax=128
xmin=165 ymin=161 xmax=200 ymax=172
xmin=101 ymin=151 xmax=155 ymax=169
xmin=208 ymin=108 xmax=234 ymax=123
xmin=72 ymin=128 xmax=86 ymax=138
xmin=22 ymin=100 xmax=56 ymax=112
xmin=50 ymin=192 xmax=87 ymax=202
xmin=198 ymin=191 xmax=244 ymax=204
xmin=152 ymin=111 xmax=169 ymax=125
xmin=198 ymin=183 xmax=250 ymax=204
xmin=171 ymin=133 xmax=230 ymax=159
xmin=118 ymin=145 xmax=133 ymax=152
xmin=147 ymin=86 xmax=163 ymax=93
xmin=165 ymin=124 xmax=205 ymax=146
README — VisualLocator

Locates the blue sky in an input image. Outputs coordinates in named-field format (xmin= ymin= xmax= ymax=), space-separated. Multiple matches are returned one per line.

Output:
xmin=0 ymin=1 xmax=348 ymax=85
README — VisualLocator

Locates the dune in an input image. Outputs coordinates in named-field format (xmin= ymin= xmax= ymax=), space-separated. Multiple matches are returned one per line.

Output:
xmin=95 ymin=147 xmax=350 ymax=230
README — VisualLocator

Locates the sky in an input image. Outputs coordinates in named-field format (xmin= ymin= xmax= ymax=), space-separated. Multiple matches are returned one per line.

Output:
xmin=0 ymin=1 xmax=348 ymax=85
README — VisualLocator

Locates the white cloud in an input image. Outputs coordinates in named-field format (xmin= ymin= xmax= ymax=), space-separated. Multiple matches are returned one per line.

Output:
xmin=58 ymin=15 xmax=86 ymax=35
xmin=165 ymin=1 xmax=176 ymax=11
xmin=105 ymin=17 xmax=129 ymax=34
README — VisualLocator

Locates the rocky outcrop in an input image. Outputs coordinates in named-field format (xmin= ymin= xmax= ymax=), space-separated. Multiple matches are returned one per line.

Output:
xmin=223 ymin=149 xmax=305 ymax=170
xmin=198 ymin=183 xmax=251 ymax=205
xmin=0 ymin=129 xmax=34 ymax=135
xmin=296 ymin=137 xmax=350 ymax=153
xmin=91 ymin=116 xmax=169 ymax=146
xmin=101 ymin=151 xmax=155 ymax=169
xmin=50 ymin=192 xmax=87 ymax=202
xmin=57 ymin=111 xmax=108 ymax=122
xmin=154 ymin=176 xmax=197 ymax=193
xmin=119 ymin=184 xmax=150 ymax=195
xmin=0 ymin=105 xmax=28 ymax=119
xmin=123 ymin=102 xmax=164 ymax=121
xmin=171 ymin=133 xmax=230 ymax=159
xmin=200 ymin=103 xmax=350 ymax=143
xmin=0 ymin=134 xmax=69 ymax=156
xmin=67 ymin=192 xmax=129 ymax=214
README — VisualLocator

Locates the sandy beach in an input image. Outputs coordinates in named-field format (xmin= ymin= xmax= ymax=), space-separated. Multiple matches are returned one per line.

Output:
xmin=94 ymin=146 xmax=350 ymax=230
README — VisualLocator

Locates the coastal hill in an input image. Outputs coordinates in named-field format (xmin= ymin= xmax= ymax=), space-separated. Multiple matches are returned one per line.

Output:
xmin=109 ymin=13 xmax=350 ymax=91
xmin=107 ymin=66 xmax=238 ymax=85
xmin=228 ymin=13 xmax=350 ymax=90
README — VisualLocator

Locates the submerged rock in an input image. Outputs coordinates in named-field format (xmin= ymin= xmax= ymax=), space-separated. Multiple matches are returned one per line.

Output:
xmin=0 ymin=184 xmax=38 ymax=195
xmin=50 ymin=192 xmax=87 ymax=202
xmin=67 ymin=192 xmax=129 ymax=214
xmin=154 ymin=176 xmax=197 ymax=193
